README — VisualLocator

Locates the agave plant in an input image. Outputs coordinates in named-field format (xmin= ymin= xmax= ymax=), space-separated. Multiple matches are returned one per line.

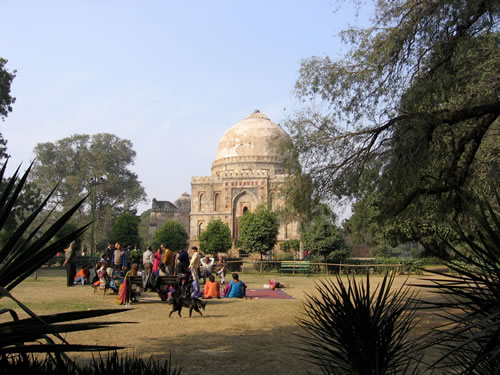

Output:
xmin=0 ymin=161 xmax=128 ymax=362
xmin=423 ymin=190 xmax=500 ymax=374
xmin=297 ymin=273 xmax=423 ymax=374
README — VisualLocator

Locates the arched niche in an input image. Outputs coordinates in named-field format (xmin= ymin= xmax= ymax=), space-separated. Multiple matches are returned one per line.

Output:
xmin=232 ymin=190 xmax=258 ymax=241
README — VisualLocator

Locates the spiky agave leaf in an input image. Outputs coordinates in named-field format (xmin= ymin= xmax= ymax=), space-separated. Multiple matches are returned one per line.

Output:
xmin=423 ymin=190 xmax=500 ymax=374
xmin=297 ymin=273 xmax=423 ymax=374
xmin=0 ymin=161 xmax=129 ymax=358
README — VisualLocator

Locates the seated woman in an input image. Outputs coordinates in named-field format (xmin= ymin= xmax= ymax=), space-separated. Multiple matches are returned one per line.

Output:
xmin=118 ymin=263 xmax=141 ymax=304
xmin=224 ymin=273 xmax=246 ymax=298
xmin=203 ymin=275 xmax=220 ymax=298
xmin=74 ymin=266 xmax=90 ymax=285
xmin=112 ymin=265 xmax=125 ymax=287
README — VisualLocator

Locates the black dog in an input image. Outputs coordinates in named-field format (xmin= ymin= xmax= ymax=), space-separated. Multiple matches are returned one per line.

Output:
xmin=168 ymin=295 xmax=206 ymax=318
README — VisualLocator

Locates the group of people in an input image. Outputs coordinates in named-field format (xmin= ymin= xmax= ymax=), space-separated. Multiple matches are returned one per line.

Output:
xmin=64 ymin=242 xmax=247 ymax=299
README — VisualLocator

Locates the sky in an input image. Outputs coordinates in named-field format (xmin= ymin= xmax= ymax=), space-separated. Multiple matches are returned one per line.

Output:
xmin=0 ymin=1 xmax=370 ymax=217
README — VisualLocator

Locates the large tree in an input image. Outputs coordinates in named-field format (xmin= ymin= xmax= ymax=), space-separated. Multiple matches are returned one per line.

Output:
xmin=110 ymin=211 xmax=141 ymax=248
xmin=238 ymin=206 xmax=279 ymax=259
xmin=302 ymin=209 xmax=350 ymax=262
xmin=30 ymin=133 xmax=146 ymax=249
xmin=282 ymin=0 xmax=499 ymax=246
xmin=199 ymin=219 xmax=232 ymax=255
xmin=152 ymin=220 xmax=188 ymax=251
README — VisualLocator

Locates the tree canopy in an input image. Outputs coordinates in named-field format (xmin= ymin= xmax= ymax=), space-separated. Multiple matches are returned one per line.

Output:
xmin=0 ymin=58 xmax=16 ymax=161
xmin=110 ymin=211 xmax=141 ymax=248
xmin=282 ymin=0 xmax=499 ymax=245
xmin=152 ymin=220 xmax=188 ymax=251
xmin=30 ymin=133 xmax=146 ymax=249
xmin=302 ymin=211 xmax=350 ymax=262
xmin=238 ymin=206 xmax=279 ymax=259
xmin=199 ymin=219 xmax=232 ymax=255
xmin=0 ymin=58 xmax=16 ymax=122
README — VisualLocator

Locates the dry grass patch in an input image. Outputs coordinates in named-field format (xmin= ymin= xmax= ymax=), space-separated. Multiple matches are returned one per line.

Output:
xmin=1 ymin=270 xmax=447 ymax=375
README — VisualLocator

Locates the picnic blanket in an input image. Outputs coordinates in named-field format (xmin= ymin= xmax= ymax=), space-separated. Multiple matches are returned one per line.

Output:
xmin=245 ymin=289 xmax=294 ymax=299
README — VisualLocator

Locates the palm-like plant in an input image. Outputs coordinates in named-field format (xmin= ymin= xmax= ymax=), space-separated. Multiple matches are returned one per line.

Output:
xmin=0 ymin=161 xmax=127 ymax=362
xmin=297 ymin=273 xmax=422 ymax=374
xmin=423 ymin=190 xmax=500 ymax=374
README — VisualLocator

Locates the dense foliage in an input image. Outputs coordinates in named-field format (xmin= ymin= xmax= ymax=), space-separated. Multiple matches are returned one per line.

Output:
xmin=302 ymin=215 xmax=350 ymax=262
xmin=152 ymin=220 xmax=188 ymax=251
xmin=110 ymin=211 xmax=141 ymax=247
xmin=238 ymin=206 xmax=279 ymax=259
xmin=198 ymin=219 xmax=232 ymax=255
xmin=281 ymin=0 xmax=499 ymax=247
xmin=30 ymin=133 xmax=147 ymax=249
xmin=0 ymin=57 xmax=16 ymax=122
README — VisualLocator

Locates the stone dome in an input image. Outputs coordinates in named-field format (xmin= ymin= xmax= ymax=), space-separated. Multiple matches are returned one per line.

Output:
xmin=174 ymin=192 xmax=191 ymax=212
xmin=214 ymin=110 xmax=288 ymax=160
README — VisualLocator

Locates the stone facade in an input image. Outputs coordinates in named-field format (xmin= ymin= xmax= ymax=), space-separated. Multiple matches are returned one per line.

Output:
xmin=150 ymin=110 xmax=299 ymax=251
xmin=149 ymin=194 xmax=191 ymax=238
xmin=190 ymin=110 xmax=299 ymax=249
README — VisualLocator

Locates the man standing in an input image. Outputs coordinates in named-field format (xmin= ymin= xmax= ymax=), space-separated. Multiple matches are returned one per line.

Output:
xmin=178 ymin=248 xmax=190 ymax=272
xmin=142 ymin=246 xmax=154 ymax=277
xmin=188 ymin=246 xmax=201 ymax=282
xmin=112 ymin=243 xmax=127 ymax=271
xmin=63 ymin=241 xmax=77 ymax=287
xmin=161 ymin=245 xmax=175 ymax=275
xmin=102 ymin=243 xmax=114 ymax=265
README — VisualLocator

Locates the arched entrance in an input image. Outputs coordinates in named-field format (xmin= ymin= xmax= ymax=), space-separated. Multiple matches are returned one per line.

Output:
xmin=232 ymin=190 xmax=258 ymax=241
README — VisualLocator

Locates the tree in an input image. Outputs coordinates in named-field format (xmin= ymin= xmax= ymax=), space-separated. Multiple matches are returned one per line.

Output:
xmin=282 ymin=0 xmax=500 ymax=246
xmin=30 ymin=133 xmax=147 ymax=249
xmin=110 ymin=211 xmax=141 ymax=248
xmin=0 ymin=58 xmax=16 ymax=162
xmin=199 ymin=219 xmax=232 ymax=255
xmin=280 ymin=239 xmax=301 ymax=259
xmin=238 ymin=206 xmax=279 ymax=259
xmin=152 ymin=220 xmax=188 ymax=251
xmin=302 ymin=214 xmax=350 ymax=262
xmin=0 ymin=58 xmax=16 ymax=122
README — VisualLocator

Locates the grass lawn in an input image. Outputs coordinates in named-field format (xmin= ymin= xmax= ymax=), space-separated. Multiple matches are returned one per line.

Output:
xmin=1 ymin=269 xmax=446 ymax=374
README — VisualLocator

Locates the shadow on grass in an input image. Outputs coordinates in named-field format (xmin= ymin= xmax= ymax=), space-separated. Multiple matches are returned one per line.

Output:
xmin=135 ymin=325 xmax=318 ymax=375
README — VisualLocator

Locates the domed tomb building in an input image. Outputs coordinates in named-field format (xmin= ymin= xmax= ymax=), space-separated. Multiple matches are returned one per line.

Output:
xmin=190 ymin=110 xmax=299 ymax=250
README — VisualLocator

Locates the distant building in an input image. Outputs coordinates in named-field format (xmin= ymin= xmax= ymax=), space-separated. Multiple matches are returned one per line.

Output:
xmin=150 ymin=110 xmax=299 ymax=253
xmin=149 ymin=194 xmax=191 ymax=238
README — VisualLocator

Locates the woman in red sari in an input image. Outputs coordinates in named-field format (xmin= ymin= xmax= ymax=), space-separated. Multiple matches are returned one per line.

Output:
xmin=152 ymin=247 xmax=162 ymax=273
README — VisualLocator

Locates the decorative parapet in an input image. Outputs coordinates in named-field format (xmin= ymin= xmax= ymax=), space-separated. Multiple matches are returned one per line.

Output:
xmin=191 ymin=176 xmax=218 ymax=183
xmin=151 ymin=199 xmax=180 ymax=213
xmin=211 ymin=155 xmax=281 ymax=168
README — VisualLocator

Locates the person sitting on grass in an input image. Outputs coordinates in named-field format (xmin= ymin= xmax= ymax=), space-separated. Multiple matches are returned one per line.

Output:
xmin=224 ymin=273 xmax=246 ymax=298
xmin=74 ymin=266 xmax=90 ymax=285
xmin=203 ymin=275 xmax=220 ymax=299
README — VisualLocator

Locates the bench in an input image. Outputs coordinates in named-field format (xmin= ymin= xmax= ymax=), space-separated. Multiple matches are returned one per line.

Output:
xmin=279 ymin=260 xmax=311 ymax=275
xmin=128 ymin=275 xmax=178 ymax=301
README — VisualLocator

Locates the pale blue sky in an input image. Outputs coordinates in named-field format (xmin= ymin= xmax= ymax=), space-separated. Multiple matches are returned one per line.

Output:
xmin=1 ymin=1 xmax=370 ymax=215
